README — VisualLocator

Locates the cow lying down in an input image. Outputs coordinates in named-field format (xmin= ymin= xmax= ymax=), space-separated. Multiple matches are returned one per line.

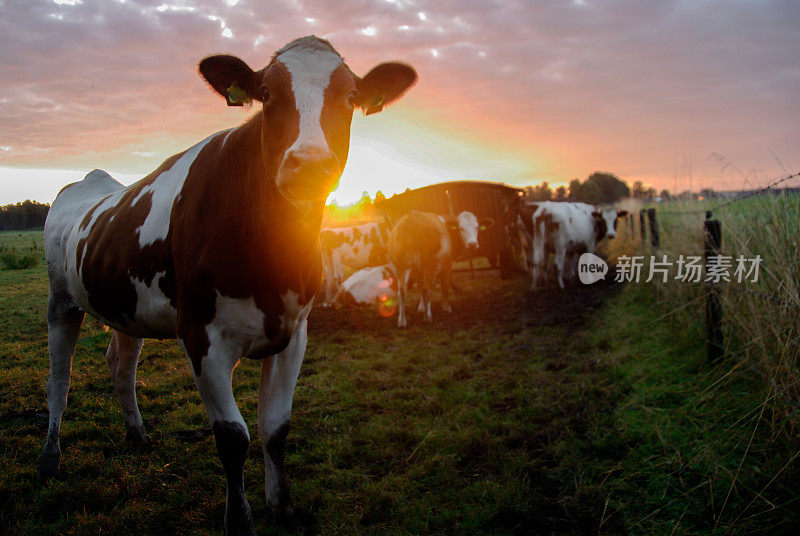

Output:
xmin=319 ymin=222 xmax=391 ymax=306
xmin=337 ymin=264 xmax=398 ymax=306
xmin=524 ymin=201 xmax=627 ymax=291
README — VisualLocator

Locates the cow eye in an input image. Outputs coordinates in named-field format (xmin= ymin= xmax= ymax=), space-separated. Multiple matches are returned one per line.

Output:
xmin=258 ymin=85 xmax=270 ymax=102
xmin=347 ymin=90 xmax=358 ymax=108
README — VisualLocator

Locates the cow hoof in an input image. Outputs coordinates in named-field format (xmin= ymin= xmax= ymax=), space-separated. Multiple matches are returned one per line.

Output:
xmin=38 ymin=446 xmax=60 ymax=486
xmin=125 ymin=425 xmax=153 ymax=448
xmin=443 ymin=305 xmax=453 ymax=314
xmin=270 ymin=505 xmax=316 ymax=532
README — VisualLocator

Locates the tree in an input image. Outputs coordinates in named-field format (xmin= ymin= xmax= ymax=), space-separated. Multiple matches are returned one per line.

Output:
xmin=632 ymin=181 xmax=646 ymax=199
xmin=659 ymin=189 xmax=670 ymax=200
xmin=554 ymin=185 xmax=567 ymax=201
xmin=567 ymin=178 xmax=582 ymax=200
xmin=578 ymin=172 xmax=630 ymax=204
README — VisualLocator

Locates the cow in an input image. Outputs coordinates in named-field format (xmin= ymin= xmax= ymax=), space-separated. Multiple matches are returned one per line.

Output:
xmin=319 ymin=221 xmax=391 ymax=306
xmin=38 ymin=35 xmax=416 ymax=535
xmin=337 ymin=264 xmax=397 ymax=306
xmin=388 ymin=210 xmax=491 ymax=328
xmin=526 ymin=201 xmax=627 ymax=290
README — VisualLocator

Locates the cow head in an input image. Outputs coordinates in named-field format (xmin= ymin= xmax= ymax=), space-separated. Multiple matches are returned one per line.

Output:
xmin=199 ymin=36 xmax=417 ymax=209
xmin=592 ymin=208 xmax=629 ymax=240
xmin=446 ymin=211 xmax=494 ymax=253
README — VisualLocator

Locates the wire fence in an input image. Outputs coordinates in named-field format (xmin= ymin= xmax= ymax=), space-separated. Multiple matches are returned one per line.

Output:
xmin=635 ymin=171 xmax=800 ymax=414
xmin=657 ymin=170 xmax=800 ymax=216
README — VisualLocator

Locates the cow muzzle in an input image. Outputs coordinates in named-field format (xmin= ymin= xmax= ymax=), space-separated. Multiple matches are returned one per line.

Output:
xmin=278 ymin=146 xmax=341 ymax=203
xmin=465 ymin=242 xmax=479 ymax=253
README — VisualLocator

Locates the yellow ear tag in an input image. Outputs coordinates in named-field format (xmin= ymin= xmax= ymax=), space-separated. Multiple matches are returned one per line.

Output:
xmin=226 ymin=81 xmax=251 ymax=106
xmin=365 ymin=94 xmax=385 ymax=115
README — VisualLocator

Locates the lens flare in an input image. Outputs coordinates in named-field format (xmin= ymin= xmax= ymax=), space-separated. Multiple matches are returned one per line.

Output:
xmin=379 ymin=296 xmax=397 ymax=317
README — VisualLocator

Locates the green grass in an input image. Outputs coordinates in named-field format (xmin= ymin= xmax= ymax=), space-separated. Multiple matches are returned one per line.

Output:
xmin=1 ymin=224 xmax=798 ymax=534
xmin=0 ymin=229 xmax=45 ymax=270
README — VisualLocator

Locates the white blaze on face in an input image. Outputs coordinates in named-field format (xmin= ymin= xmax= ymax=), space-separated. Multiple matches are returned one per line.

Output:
xmin=456 ymin=211 xmax=480 ymax=249
xmin=277 ymin=47 xmax=342 ymax=155
xmin=601 ymin=209 xmax=619 ymax=239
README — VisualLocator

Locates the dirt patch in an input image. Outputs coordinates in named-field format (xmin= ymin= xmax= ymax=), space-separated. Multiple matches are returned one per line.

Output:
xmin=308 ymin=270 xmax=621 ymax=336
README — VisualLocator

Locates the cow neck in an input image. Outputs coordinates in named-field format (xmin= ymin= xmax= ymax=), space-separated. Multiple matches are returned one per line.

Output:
xmin=177 ymin=114 xmax=324 ymax=305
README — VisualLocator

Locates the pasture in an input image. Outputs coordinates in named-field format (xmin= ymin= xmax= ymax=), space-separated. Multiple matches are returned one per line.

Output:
xmin=1 ymin=227 xmax=799 ymax=535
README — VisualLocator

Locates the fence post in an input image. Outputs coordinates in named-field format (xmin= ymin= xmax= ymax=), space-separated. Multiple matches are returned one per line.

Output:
xmin=647 ymin=208 xmax=660 ymax=248
xmin=639 ymin=210 xmax=647 ymax=244
xmin=704 ymin=216 xmax=723 ymax=364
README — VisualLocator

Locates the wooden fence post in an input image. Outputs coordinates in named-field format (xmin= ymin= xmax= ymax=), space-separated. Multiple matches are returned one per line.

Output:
xmin=639 ymin=210 xmax=647 ymax=244
xmin=647 ymin=208 xmax=660 ymax=248
xmin=704 ymin=216 xmax=723 ymax=364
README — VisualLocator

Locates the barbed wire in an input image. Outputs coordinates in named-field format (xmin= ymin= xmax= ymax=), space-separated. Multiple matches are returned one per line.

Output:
xmin=657 ymin=170 xmax=800 ymax=216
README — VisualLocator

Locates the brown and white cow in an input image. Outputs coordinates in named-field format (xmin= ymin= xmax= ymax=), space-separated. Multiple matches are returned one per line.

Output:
xmin=525 ymin=201 xmax=627 ymax=290
xmin=388 ymin=210 xmax=491 ymax=328
xmin=39 ymin=36 xmax=415 ymax=534
xmin=319 ymin=221 xmax=390 ymax=305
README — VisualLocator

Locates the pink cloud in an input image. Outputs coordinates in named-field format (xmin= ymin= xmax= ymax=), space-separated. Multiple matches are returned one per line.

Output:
xmin=1 ymin=0 xmax=798 ymax=195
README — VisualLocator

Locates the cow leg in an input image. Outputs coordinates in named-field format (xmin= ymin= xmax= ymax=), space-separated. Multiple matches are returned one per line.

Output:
xmin=322 ymin=254 xmax=336 ymax=306
xmin=186 ymin=347 xmax=255 ymax=536
xmin=106 ymin=331 xmax=149 ymax=444
xmin=555 ymin=247 xmax=567 ymax=289
xmin=259 ymin=318 xmax=307 ymax=527
xmin=39 ymin=288 xmax=85 ymax=484
xmin=397 ymin=267 xmax=411 ymax=328
xmin=440 ymin=265 xmax=453 ymax=314
xmin=421 ymin=268 xmax=434 ymax=323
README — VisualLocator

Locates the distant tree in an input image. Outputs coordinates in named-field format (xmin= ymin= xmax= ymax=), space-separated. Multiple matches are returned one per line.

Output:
xmin=374 ymin=191 xmax=386 ymax=203
xmin=699 ymin=188 xmax=717 ymax=200
xmin=554 ymin=185 xmax=567 ymax=201
xmin=575 ymin=172 xmax=630 ymax=204
xmin=567 ymin=178 xmax=582 ymax=200
xmin=659 ymin=189 xmax=671 ymax=200
xmin=0 ymin=200 xmax=49 ymax=231
xmin=632 ymin=181 xmax=646 ymax=199
xmin=645 ymin=187 xmax=657 ymax=199
xmin=524 ymin=181 xmax=554 ymax=201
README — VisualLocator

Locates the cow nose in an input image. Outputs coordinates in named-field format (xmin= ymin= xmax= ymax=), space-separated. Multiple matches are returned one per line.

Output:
xmin=607 ymin=232 xmax=616 ymax=239
xmin=466 ymin=242 xmax=479 ymax=252
xmin=283 ymin=148 xmax=340 ymax=178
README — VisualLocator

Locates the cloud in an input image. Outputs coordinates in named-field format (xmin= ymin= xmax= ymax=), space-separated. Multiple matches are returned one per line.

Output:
xmin=0 ymin=0 xmax=798 ymax=194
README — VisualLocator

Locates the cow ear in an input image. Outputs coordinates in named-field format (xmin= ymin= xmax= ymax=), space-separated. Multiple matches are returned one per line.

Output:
xmin=616 ymin=210 xmax=629 ymax=218
xmin=480 ymin=217 xmax=495 ymax=231
xmin=199 ymin=55 xmax=259 ymax=107
xmin=355 ymin=62 xmax=417 ymax=115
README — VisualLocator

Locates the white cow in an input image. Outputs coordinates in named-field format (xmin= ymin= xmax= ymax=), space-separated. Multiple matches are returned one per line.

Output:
xmin=527 ymin=202 xmax=627 ymax=290
xmin=338 ymin=264 xmax=397 ymax=306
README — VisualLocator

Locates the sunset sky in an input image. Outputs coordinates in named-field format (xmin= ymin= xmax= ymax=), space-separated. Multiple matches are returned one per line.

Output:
xmin=1 ymin=0 xmax=799 ymax=205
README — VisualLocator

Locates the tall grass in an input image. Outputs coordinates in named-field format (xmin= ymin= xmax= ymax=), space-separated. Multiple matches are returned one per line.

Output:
xmin=648 ymin=192 xmax=800 ymax=419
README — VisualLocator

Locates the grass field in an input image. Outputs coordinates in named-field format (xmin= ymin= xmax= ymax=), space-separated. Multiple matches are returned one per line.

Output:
xmin=1 ymin=227 xmax=799 ymax=535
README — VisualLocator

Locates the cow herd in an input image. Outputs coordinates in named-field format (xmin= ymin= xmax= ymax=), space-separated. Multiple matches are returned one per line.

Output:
xmin=35 ymin=35 xmax=628 ymax=535
xmin=321 ymin=200 xmax=627 ymax=325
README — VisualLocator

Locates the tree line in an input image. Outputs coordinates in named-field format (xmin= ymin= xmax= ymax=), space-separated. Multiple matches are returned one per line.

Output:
xmin=0 ymin=200 xmax=50 ymax=231
xmin=524 ymin=172 xmax=681 ymax=204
